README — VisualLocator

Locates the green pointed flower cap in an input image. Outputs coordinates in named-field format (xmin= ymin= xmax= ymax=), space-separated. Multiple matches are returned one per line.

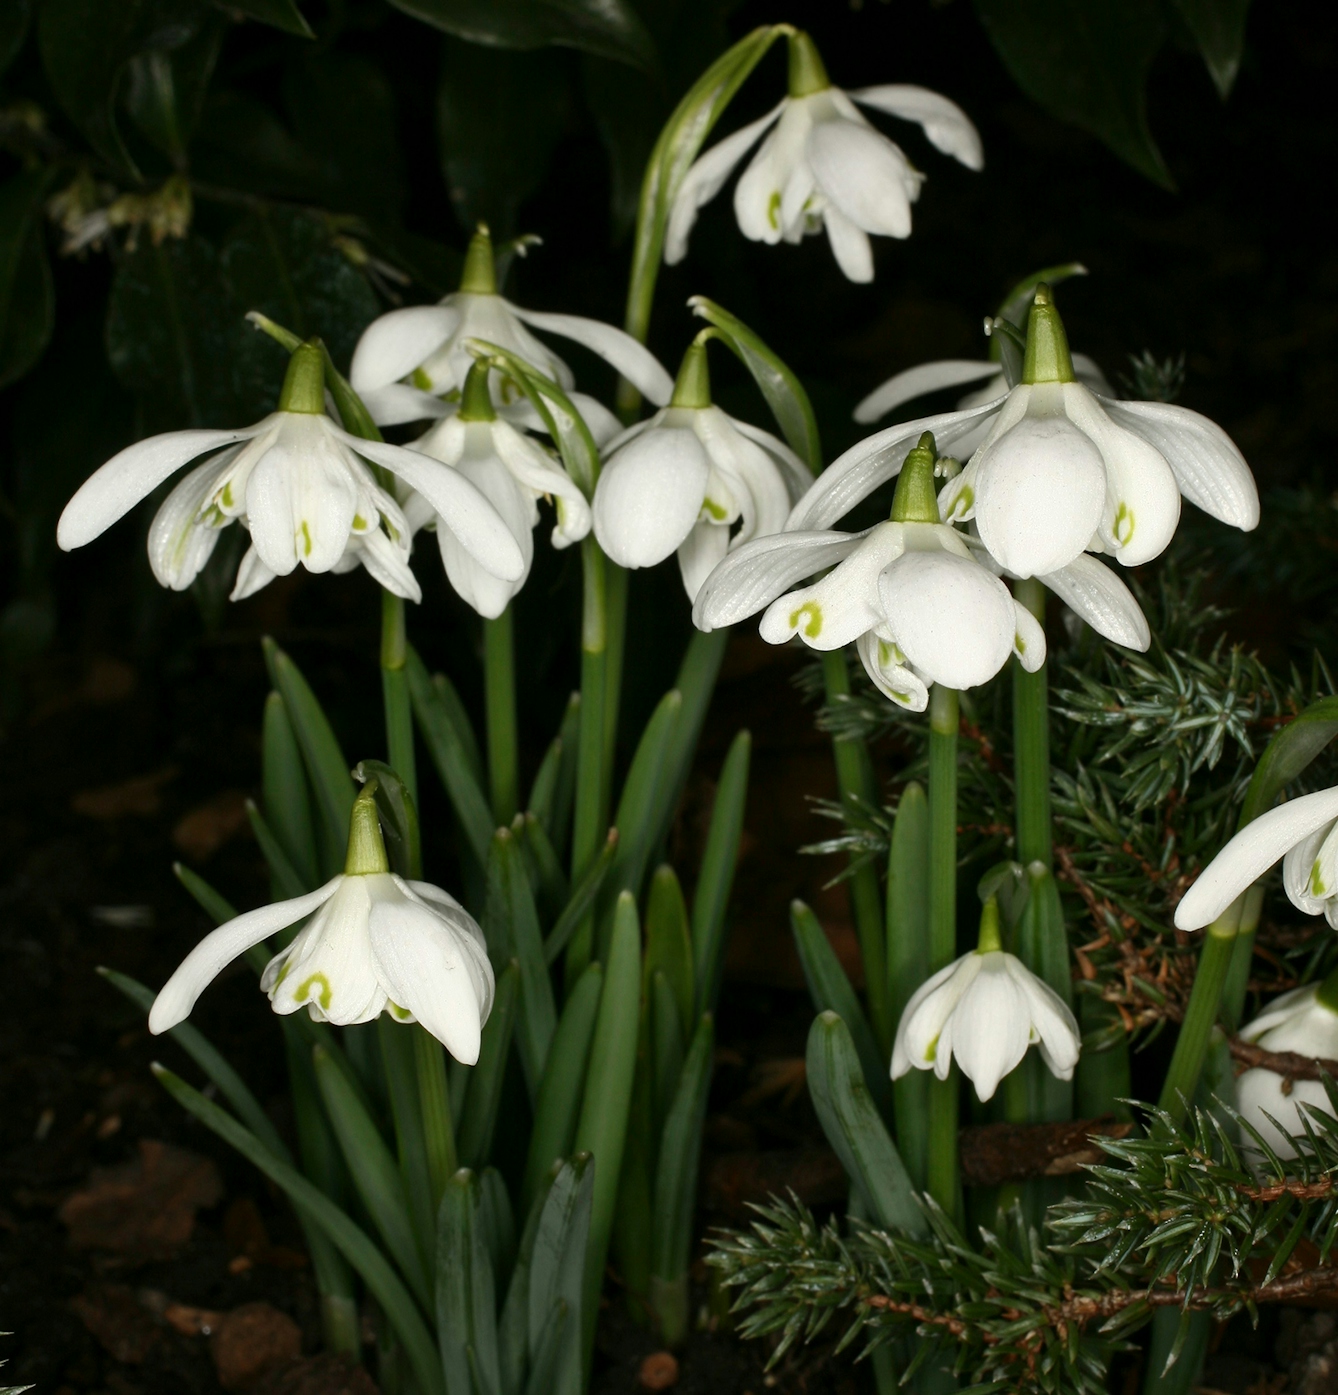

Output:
xmin=976 ymin=896 xmax=1003 ymax=955
xmin=1021 ymin=283 xmax=1075 ymax=385
xmin=344 ymin=782 xmax=391 ymax=876
xmin=278 ymin=340 xmax=327 ymax=415
xmin=457 ymin=359 xmax=496 ymax=422
xmin=670 ymin=334 xmax=713 ymax=410
xmin=459 ymin=222 xmax=497 ymax=295
xmin=890 ymin=431 xmax=940 ymax=524
xmin=787 ymin=29 xmax=830 ymax=98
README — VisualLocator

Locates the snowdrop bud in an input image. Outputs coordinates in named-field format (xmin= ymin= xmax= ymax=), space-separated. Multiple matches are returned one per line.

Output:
xmin=787 ymin=29 xmax=830 ymax=98
xmin=889 ymin=430 xmax=939 ymax=524
xmin=1237 ymin=966 xmax=1338 ymax=1159
xmin=1020 ymin=283 xmax=1075 ymax=386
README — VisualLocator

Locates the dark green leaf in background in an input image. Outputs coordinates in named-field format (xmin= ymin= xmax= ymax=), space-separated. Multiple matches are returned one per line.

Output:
xmin=0 ymin=169 xmax=56 ymax=390
xmin=436 ymin=39 xmax=569 ymax=237
xmin=1172 ymin=0 xmax=1251 ymax=98
xmin=124 ymin=12 xmax=225 ymax=160
xmin=37 ymin=0 xmax=209 ymax=173
xmin=192 ymin=88 xmax=326 ymax=201
xmin=395 ymin=0 xmax=654 ymax=72
xmin=0 ymin=0 xmax=31 ymax=73
xmin=211 ymin=0 xmax=312 ymax=38
xmin=973 ymin=0 xmax=1172 ymax=189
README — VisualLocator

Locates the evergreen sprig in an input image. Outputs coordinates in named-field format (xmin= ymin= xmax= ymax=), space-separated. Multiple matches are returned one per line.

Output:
xmin=710 ymin=1096 xmax=1338 ymax=1395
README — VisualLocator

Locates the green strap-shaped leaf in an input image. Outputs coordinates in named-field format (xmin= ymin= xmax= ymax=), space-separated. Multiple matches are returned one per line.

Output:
xmin=529 ymin=692 xmax=580 ymax=855
xmin=517 ymin=812 xmax=568 ymax=917
xmin=247 ymin=801 xmax=308 ymax=903
xmin=435 ymin=669 xmax=486 ymax=788
xmin=312 ymin=1044 xmax=432 ymax=1307
xmin=791 ymin=901 xmax=894 ymax=1125
xmin=355 ymin=759 xmax=422 ymax=881
xmin=436 ymin=1169 xmax=501 ymax=1395
xmin=689 ymin=297 xmax=821 ymax=474
xmin=644 ymin=865 xmax=694 ymax=1038
xmin=485 ymin=830 xmax=557 ymax=1097
xmin=997 ymin=262 xmax=1089 ymax=330
xmin=377 ymin=1019 xmax=437 ymax=1281
xmin=544 ymin=830 xmax=618 ymax=967
xmin=262 ymin=690 xmax=320 ymax=890
xmin=457 ymin=962 xmax=520 ymax=1169
xmin=1007 ymin=865 xmax=1074 ymax=1124
xmin=1172 ymin=0 xmax=1251 ymax=97
xmin=692 ymin=730 xmax=750 ymax=1017
xmin=408 ymin=646 xmax=495 ymax=866
xmin=173 ymin=860 xmax=239 ymax=926
xmin=649 ymin=1015 xmax=713 ymax=1314
xmin=526 ymin=1153 xmax=593 ymax=1387
xmin=213 ymin=0 xmax=312 ymax=37
xmin=574 ymin=893 xmax=641 ymax=1358
xmin=1240 ymin=695 xmax=1338 ymax=827
xmin=478 ymin=1166 xmax=517 ymax=1294
xmin=523 ymin=965 xmax=603 ymax=1212
xmin=263 ymin=637 xmax=355 ymax=875
xmin=648 ymin=970 xmax=685 ymax=1145
xmin=805 ymin=1012 xmax=925 ymax=1239
xmin=153 ymin=1064 xmax=443 ymax=1395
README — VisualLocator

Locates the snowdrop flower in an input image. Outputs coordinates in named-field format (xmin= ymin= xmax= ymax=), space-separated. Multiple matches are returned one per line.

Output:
xmin=349 ymin=225 xmax=673 ymax=426
xmin=1176 ymin=786 xmax=1338 ymax=932
xmin=694 ymin=433 xmax=1045 ymax=711
xmin=1235 ymin=975 xmax=1338 ymax=1159
xmin=891 ymin=897 xmax=1080 ymax=1102
xmin=405 ymin=361 xmax=592 ymax=618
xmin=593 ymin=335 xmax=809 ymax=599
xmin=57 ymin=342 xmax=525 ymax=605
xmin=666 ymin=30 xmax=982 ymax=283
xmin=149 ymin=785 xmax=494 ymax=1064
xmin=787 ymin=285 xmax=1259 ymax=581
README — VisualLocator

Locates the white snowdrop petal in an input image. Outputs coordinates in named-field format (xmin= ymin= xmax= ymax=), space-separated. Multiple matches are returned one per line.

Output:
xmin=147 ymin=455 xmax=234 ymax=591
xmin=892 ymin=956 xmax=980 ymax=1077
xmin=728 ymin=418 xmax=814 ymax=502
xmin=950 ymin=959 xmax=1033 ymax=1101
xmin=593 ymin=426 xmax=710 ymax=569
xmin=1283 ymin=822 xmax=1336 ymax=914
xmin=268 ymin=878 xmax=385 ymax=1025
xmin=808 ymin=120 xmax=914 ymax=239
xmin=149 ymin=878 xmax=342 ymax=1033
xmin=677 ymin=521 xmax=731 ymax=602
xmin=1101 ymin=396 xmax=1258 ymax=531
xmin=1038 ymin=554 xmax=1151 ymax=651
xmin=358 ymin=383 xmax=455 ymax=428
xmin=692 ymin=529 xmax=868 ymax=632
xmin=1175 ymin=787 xmax=1338 ymax=929
xmin=230 ymin=545 xmax=278 ymax=602
xmin=1236 ymin=1069 xmax=1327 ymax=1160
xmin=878 ymin=549 xmax=1015 ymax=690
xmin=855 ymin=630 xmax=928 ymax=711
xmin=512 ymin=306 xmax=674 ymax=407
xmin=1011 ymin=598 xmax=1048 ymax=673
xmin=854 ymin=360 xmax=1001 ymax=425
xmin=350 ymin=305 xmax=461 ymax=393
xmin=357 ymin=523 xmax=422 ymax=603
xmin=849 ymin=84 xmax=984 ymax=170
xmin=822 ymin=205 xmax=874 ymax=282
xmin=244 ymin=422 xmax=357 ymax=576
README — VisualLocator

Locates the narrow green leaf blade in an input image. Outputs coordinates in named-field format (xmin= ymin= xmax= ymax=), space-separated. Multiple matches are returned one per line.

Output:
xmin=545 ymin=830 xmax=618 ymax=967
xmin=691 ymin=730 xmax=750 ymax=1016
xmin=436 ymin=1168 xmax=501 ymax=1395
xmin=457 ymin=962 xmax=520 ymax=1169
xmin=263 ymin=690 xmax=320 ymax=889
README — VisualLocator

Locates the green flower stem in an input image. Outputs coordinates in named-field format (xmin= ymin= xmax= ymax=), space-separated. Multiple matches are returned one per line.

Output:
xmin=1221 ymin=883 xmax=1264 ymax=1032
xmin=413 ymin=1026 xmax=456 ymax=1209
xmin=1158 ymin=902 xmax=1243 ymax=1123
xmin=927 ymin=684 xmax=961 ymax=1222
xmin=603 ymin=562 xmax=628 ymax=813
xmin=566 ymin=537 xmax=609 ymax=981
xmin=484 ymin=607 xmax=519 ymax=825
xmin=820 ymin=649 xmax=891 ymax=1053
xmin=1011 ymin=577 xmax=1051 ymax=869
xmin=380 ymin=591 xmax=416 ymax=809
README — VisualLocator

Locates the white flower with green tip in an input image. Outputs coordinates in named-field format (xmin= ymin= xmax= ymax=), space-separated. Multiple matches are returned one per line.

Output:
xmin=891 ymin=898 xmax=1080 ymax=1102
xmin=592 ymin=336 xmax=808 ymax=600
xmin=148 ymin=786 xmax=494 ymax=1065
xmin=666 ymin=31 xmax=982 ymax=283
xmin=694 ymin=433 xmax=1045 ymax=711
xmin=405 ymin=361 xmax=592 ymax=618
xmin=787 ymin=285 xmax=1258 ymax=580
xmin=57 ymin=342 xmax=526 ymax=605
xmin=1175 ymin=786 xmax=1338 ymax=932
xmin=1234 ymin=974 xmax=1338 ymax=1159
xmin=349 ymin=225 xmax=672 ymax=426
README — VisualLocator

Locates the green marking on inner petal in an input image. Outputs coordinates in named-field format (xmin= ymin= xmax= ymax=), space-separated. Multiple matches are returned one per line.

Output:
xmin=296 ymin=972 xmax=332 ymax=1010
xmin=767 ymin=190 xmax=781 ymax=231
xmin=878 ymin=640 xmax=893 ymax=666
xmin=1015 ymin=632 xmax=1027 ymax=654
xmin=1311 ymin=862 xmax=1328 ymax=898
xmin=923 ymin=1033 xmax=939 ymax=1064
xmin=1114 ymin=502 xmax=1135 ymax=546
xmin=300 ymin=520 xmax=313 ymax=556
xmin=790 ymin=601 xmax=822 ymax=638
xmin=411 ymin=366 xmax=433 ymax=391
xmin=352 ymin=513 xmax=368 ymax=531
xmin=701 ymin=496 xmax=728 ymax=521
xmin=947 ymin=485 xmax=972 ymax=518
xmin=272 ymin=960 xmax=292 ymax=988
xmin=388 ymin=1001 xmax=412 ymax=1021
xmin=220 ymin=483 xmax=234 ymax=508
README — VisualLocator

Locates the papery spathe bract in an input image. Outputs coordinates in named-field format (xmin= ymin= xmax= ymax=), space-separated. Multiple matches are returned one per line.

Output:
xmin=349 ymin=226 xmax=673 ymax=426
xmin=1235 ymin=979 xmax=1338 ymax=1159
xmin=57 ymin=343 xmax=526 ymax=605
xmin=665 ymin=31 xmax=982 ymax=283
xmin=890 ymin=901 xmax=1080 ymax=1103
xmin=1175 ymin=786 xmax=1338 ymax=931
xmin=148 ymin=790 xmax=495 ymax=1065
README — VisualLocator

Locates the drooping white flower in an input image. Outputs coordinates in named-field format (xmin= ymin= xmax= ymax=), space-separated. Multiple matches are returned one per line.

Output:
xmin=405 ymin=362 xmax=592 ymax=618
xmin=592 ymin=337 xmax=808 ymax=599
xmin=891 ymin=898 xmax=1080 ymax=1102
xmin=1175 ymin=786 xmax=1338 ymax=932
xmin=57 ymin=343 xmax=525 ymax=605
xmin=694 ymin=433 xmax=1045 ymax=710
xmin=787 ymin=285 xmax=1258 ymax=580
xmin=349 ymin=225 xmax=673 ymax=426
xmin=149 ymin=788 xmax=494 ymax=1064
xmin=665 ymin=31 xmax=981 ymax=283
xmin=1235 ymin=980 xmax=1338 ymax=1159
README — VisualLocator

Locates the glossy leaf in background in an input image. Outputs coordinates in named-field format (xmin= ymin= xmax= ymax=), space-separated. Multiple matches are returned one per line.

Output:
xmin=1172 ymin=0 xmax=1252 ymax=97
xmin=0 ymin=0 xmax=31 ymax=72
xmin=214 ymin=0 xmax=312 ymax=38
xmin=0 ymin=169 xmax=56 ymax=391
